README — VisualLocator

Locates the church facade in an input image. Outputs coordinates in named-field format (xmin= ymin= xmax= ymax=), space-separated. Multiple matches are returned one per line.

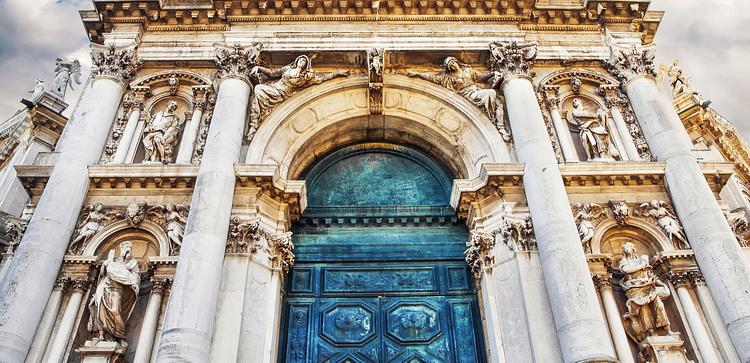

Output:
xmin=1 ymin=1 xmax=750 ymax=362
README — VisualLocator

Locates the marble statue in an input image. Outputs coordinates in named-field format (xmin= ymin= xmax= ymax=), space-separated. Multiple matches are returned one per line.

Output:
xmin=87 ymin=241 xmax=140 ymax=347
xmin=148 ymin=204 xmax=188 ymax=255
xmin=639 ymin=200 xmax=690 ymax=250
xmin=69 ymin=203 xmax=120 ymax=254
xmin=248 ymin=55 xmax=349 ymax=140
xmin=52 ymin=58 xmax=82 ymax=97
xmin=573 ymin=203 xmax=604 ymax=254
xmin=28 ymin=79 xmax=45 ymax=104
xmin=619 ymin=242 xmax=672 ymax=342
xmin=142 ymin=100 xmax=184 ymax=163
xmin=407 ymin=57 xmax=510 ymax=141
xmin=566 ymin=98 xmax=620 ymax=161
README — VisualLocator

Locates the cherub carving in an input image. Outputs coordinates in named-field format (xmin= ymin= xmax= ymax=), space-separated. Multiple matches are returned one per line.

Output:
xmin=147 ymin=204 xmax=188 ymax=255
xmin=69 ymin=204 xmax=122 ymax=254
xmin=572 ymin=203 xmax=606 ymax=253
xmin=636 ymin=200 xmax=689 ymax=250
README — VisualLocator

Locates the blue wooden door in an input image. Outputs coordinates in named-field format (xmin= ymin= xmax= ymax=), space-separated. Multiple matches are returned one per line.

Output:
xmin=279 ymin=146 xmax=485 ymax=363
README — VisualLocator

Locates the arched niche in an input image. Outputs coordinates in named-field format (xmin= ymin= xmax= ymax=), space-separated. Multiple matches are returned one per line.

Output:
xmin=246 ymin=74 xmax=512 ymax=179
xmin=82 ymin=219 xmax=171 ymax=267
xmin=593 ymin=218 xmax=674 ymax=264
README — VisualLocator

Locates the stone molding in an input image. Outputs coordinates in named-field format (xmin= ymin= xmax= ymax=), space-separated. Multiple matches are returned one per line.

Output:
xmin=90 ymin=44 xmax=143 ymax=86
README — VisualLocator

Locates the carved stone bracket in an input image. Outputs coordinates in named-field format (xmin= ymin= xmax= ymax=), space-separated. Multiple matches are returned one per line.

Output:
xmin=488 ymin=41 xmax=538 ymax=81
xmin=604 ymin=43 xmax=657 ymax=84
xmin=214 ymin=43 xmax=262 ymax=84
xmin=366 ymin=48 xmax=384 ymax=115
xmin=90 ymin=44 xmax=143 ymax=85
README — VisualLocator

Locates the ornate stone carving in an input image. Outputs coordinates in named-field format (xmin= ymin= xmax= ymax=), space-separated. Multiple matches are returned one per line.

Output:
xmin=150 ymin=276 xmax=173 ymax=293
xmin=69 ymin=204 xmax=123 ymax=254
xmin=367 ymin=48 xmax=384 ymax=115
xmin=87 ymin=241 xmax=140 ymax=347
xmin=4 ymin=216 xmax=28 ymax=254
xmin=572 ymin=203 xmax=606 ymax=254
xmin=146 ymin=204 xmax=188 ymax=256
xmin=214 ymin=43 xmax=262 ymax=83
xmin=541 ymin=110 xmax=564 ymax=162
xmin=499 ymin=215 xmax=536 ymax=252
xmin=488 ymin=41 xmax=538 ymax=80
xmin=407 ymin=57 xmax=510 ymax=141
xmin=609 ymin=201 xmax=630 ymax=225
xmin=226 ymin=216 xmax=262 ymax=254
xmin=619 ymin=242 xmax=673 ymax=343
xmin=248 ymin=54 xmax=349 ymax=141
xmin=191 ymin=94 xmax=216 ymax=164
xmin=591 ymin=273 xmax=612 ymax=290
xmin=604 ymin=44 xmax=656 ymax=83
xmin=635 ymin=201 xmax=690 ymax=250
xmin=464 ymin=230 xmax=496 ymax=281
xmin=103 ymin=87 xmax=149 ymax=163
xmin=598 ymin=86 xmax=653 ymax=161
xmin=565 ymin=98 xmax=620 ymax=161
xmin=269 ymin=232 xmax=295 ymax=273
xmin=570 ymin=75 xmax=582 ymax=94
xmin=729 ymin=214 xmax=749 ymax=247
xmin=142 ymin=100 xmax=184 ymax=164
xmin=90 ymin=44 xmax=143 ymax=84
xmin=659 ymin=60 xmax=692 ymax=97
xmin=52 ymin=58 xmax=82 ymax=97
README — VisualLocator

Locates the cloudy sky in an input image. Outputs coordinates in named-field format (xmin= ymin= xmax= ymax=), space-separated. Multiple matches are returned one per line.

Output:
xmin=0 ymin=0 xmax=748 ymax=141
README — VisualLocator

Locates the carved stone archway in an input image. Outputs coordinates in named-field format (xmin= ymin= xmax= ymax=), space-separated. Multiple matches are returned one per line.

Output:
xmin=245 ymin=74 xmax=513 ymax=179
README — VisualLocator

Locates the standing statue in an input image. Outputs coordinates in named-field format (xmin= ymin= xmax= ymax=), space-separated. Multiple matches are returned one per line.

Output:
xmin=142 ymin=100 xmax=184 ymax=163
xmin=660 ymin=60 xmax=691 ymax=97
xmin=566 ymin=98 xmax=620 ymax=161
xmin=69 ymin=204 xmax=121 ymax=254
xmin=28 ymin=79 xmax=46 ymax=104
xmin=52 ymin=58 xmax=82 ymax=97
xmin=407 ymin=57 xmax=510 ymax=141
xmin=247 ymin=55 xmax=349 ymax=140
xmin=572 ymin=203 xmax=604 ymax=254
xmin=638 ymin=201 xmax=690 ymax=250
xmin=148 ymin=204 xmax=189 ymax=255
xmin=619 ymin=242 xmax=673 ymax=342
xmin=87 ymin=241 xmax=140 ymax=347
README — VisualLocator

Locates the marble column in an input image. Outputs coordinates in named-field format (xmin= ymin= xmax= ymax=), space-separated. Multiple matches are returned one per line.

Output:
xmin=45 ymin=279 xmax=88 ymax=363
xmin=692 ymin=274 xmax=742 ymax=363
xmin=175 ymin=92 xmax=206 ymax=164
xmin=25 ymin=277 xmax=67 ymax=363
xmin=156 ymin=44 xmax=258 ymax=362
xmin=594 ymin=274 xmax=634 ymax=363
xmin=671 ymin=274 xmax=720 ymax=362
xmin=133 ymin=279 xmax=167 ymax=363
xmin=112 ymin=89 xmax=147 ymax=164
xmin=0 ymin=44 xmax=141 ymax=362
xmin=607 ymin=45 xmax=750 ymax=361
xmin=541 ymin=88 xmax=579 ymax=162
xmin=492 ymin=41 xmax=616 ymax=362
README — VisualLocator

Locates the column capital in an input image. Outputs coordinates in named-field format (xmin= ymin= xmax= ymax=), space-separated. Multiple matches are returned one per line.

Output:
xmin=604 ymin=44 xmax=657 ymax=84
xmin=598 ymin=85 xmax=628 ymax=110
xmin=465 ymin=230 xmax=497 ymax=282
xmin=53 ymin=276 xmax=69 ymax=291
xmin=540 ymin=85 xmax=561 ymax=110
xmin=667 ymin=270 xmax=693 ymax=288
xmin=592 ymin=273 xmax=613 ymax=290
xmin=191 ymin=86 xmax=212 ymax=112
xmin=69 ymin=278 xmax=90 ymax=293
xmin=214 ymin=43 xmax=263 ymax=84
xmin=90 ymin=44 xmax=143 ymax=86
xmin=150 ymin=277 xmax=173 ymax=293
xmin=489 ymin=41 xmax=538 ymax=83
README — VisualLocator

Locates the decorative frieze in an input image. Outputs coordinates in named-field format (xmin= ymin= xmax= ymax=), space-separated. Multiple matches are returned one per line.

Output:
xmin=90 ymin=44 xmax=143 ymax=85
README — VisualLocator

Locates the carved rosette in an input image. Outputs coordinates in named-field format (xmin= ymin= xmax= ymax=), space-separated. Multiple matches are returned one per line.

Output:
xmin=214 ymin=43 xmax=262 ymax=84
xmin=464 ymin=230 xmax=496 ymax=281
xmin=90 ymin=44 xmax=143 ymax=85
xmin=604 ymin=44 xmax=657 ymax=84
xmin=488 ymin=41 xmax=538 ymax=81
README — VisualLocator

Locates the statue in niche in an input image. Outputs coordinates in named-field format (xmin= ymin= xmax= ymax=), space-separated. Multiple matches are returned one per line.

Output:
xmin=248 ymin=55 xmax=349 ymax=140
xmin=407 ymin=57 xmax=510 ymax=141
xmin=52 ymin=58 xmax=82 ymax=97
xmin=142 ymin=100 xmax=184 ymax=163
xmin=87 ymin=240 xmax=140 ymax=347
xmin=566 ymin=98 xmax=620 ymax=161
xmin=148 ymin=204 xmax=189 ymax=255
xmin=69 ymin=203 xmax=122 ymax=254
xmin=637 ymin=200 xmax=690 ymax=250
xmin=619 ymin=241 xmax=673 ymax=342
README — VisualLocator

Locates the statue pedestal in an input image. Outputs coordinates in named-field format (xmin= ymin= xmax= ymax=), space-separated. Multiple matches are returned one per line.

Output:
xmin=76 ymin=340 xmax=125 ymax=363
xmin=639 ymin=335 xmax=691 ymax=363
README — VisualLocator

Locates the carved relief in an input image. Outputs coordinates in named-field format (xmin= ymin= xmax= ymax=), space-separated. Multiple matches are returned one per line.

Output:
xmin=191 ymin=94 xmax=216 ymax=164
xmin=3 ymin=215 xmax=29 ymax=254
xmin=215 ymin=43 xmax=262 ymax=83
xmin=407 ymin=57 xmax=510 ymax=141
xmin=572 ymin=203 xmax=607 ymax=254
xmin=226 ymin=216 xmax=262 ymax=254
xmin=146 ymin=204 xmax=188 ymax=255
xmin=659 ymin=60 xmax=692 ymax=97
xmin=367 ymin=48 xmax=384 ymax=115
xmin=499 ymin=215 xmax=536 ymax=253
xmin=729 ymin=214 xmax=749 ymax=247
xmin=103 ymin=89 xmax=148 ymax=163
xmin=634 ymin=201 xmax=689 ymax=250
xmin=142 ymin=100 xmax=185 ymax=164
xmin=248 ymin=54 xmax=349 ymax=141
xmin=565 ymin=98 xmax=621 ymax=161
xmin=618 ymin=242 xmax=674 ymax=344
xmin=87 ymin=241 xmax=140 ymax=347
xmin=69 ymin=204 xmax=123 ymax=254
xmin=90 ymin=44 xmax=143 ymax=84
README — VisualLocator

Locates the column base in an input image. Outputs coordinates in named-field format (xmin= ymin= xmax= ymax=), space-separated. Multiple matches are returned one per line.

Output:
xmin=76 ymin=340 xmax=126 ymax=363
xmin=638 ymin=335 xmax=689 ymax=363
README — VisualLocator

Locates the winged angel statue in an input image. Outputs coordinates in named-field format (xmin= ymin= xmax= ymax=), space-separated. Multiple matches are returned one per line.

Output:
xmin=572 ymin=203 xmax=607 ymax=253
xmin=69 ymin=203 xmax=123 ymax=254
xmin=53 ymin=58 xmax=82 ymax=97
xmin=147 ymin=204 xmax=188 ymax=255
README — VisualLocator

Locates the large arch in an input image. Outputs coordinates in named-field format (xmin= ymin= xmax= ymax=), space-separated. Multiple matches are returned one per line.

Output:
xmin=245 ymin=74 xmax=513 ymax=179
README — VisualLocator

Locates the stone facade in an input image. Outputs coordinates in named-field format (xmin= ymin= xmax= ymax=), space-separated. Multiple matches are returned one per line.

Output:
xmin=0 ymin=1 xmax=749 ymax=362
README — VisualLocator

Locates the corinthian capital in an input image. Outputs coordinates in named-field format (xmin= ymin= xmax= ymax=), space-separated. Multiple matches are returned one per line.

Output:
xmin=488 ymin=41 xmax=538 ymax=81
xmin=214 ymin=43 xmax=262 ymax=83
xmin=604 ymin=44 xmax=657 ymax=83
xmin=90 ymin=44 xmax=143 ymax=85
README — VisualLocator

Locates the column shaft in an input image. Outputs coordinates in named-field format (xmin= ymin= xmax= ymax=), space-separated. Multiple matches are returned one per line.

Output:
xmin=624 ymin=76 xmax=750 ymax=360
xmin=175 ymin=108 xmax=203 ymax=164
xmin=112 ymin=107 xmax=142 ymax=163
xmin=45 ymin=286 xmax=85 ymax=363
xmin=503 ymin=77 xmax=615 ymax=362
xmin=0 ymin=77 xmax=125 ymax=361
xmin=156 ymin=78 xmax=251 ymax=361
xmin=675 ymin=285 xmax=720 ymax=362
xmin=25 ymin=283 xmax=65 ymax=363
xmin=694 ymin=282 xmax=741 ymax=363
xmin=609 ymin=106 xmax=640 ymax=160
xmin=133 ymin=287 xmax=164 ymax=363
xmin=548 ymin=105 xmax=579 ymax=162
xmin=598 ymin=283 xmax=635 ymax=363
